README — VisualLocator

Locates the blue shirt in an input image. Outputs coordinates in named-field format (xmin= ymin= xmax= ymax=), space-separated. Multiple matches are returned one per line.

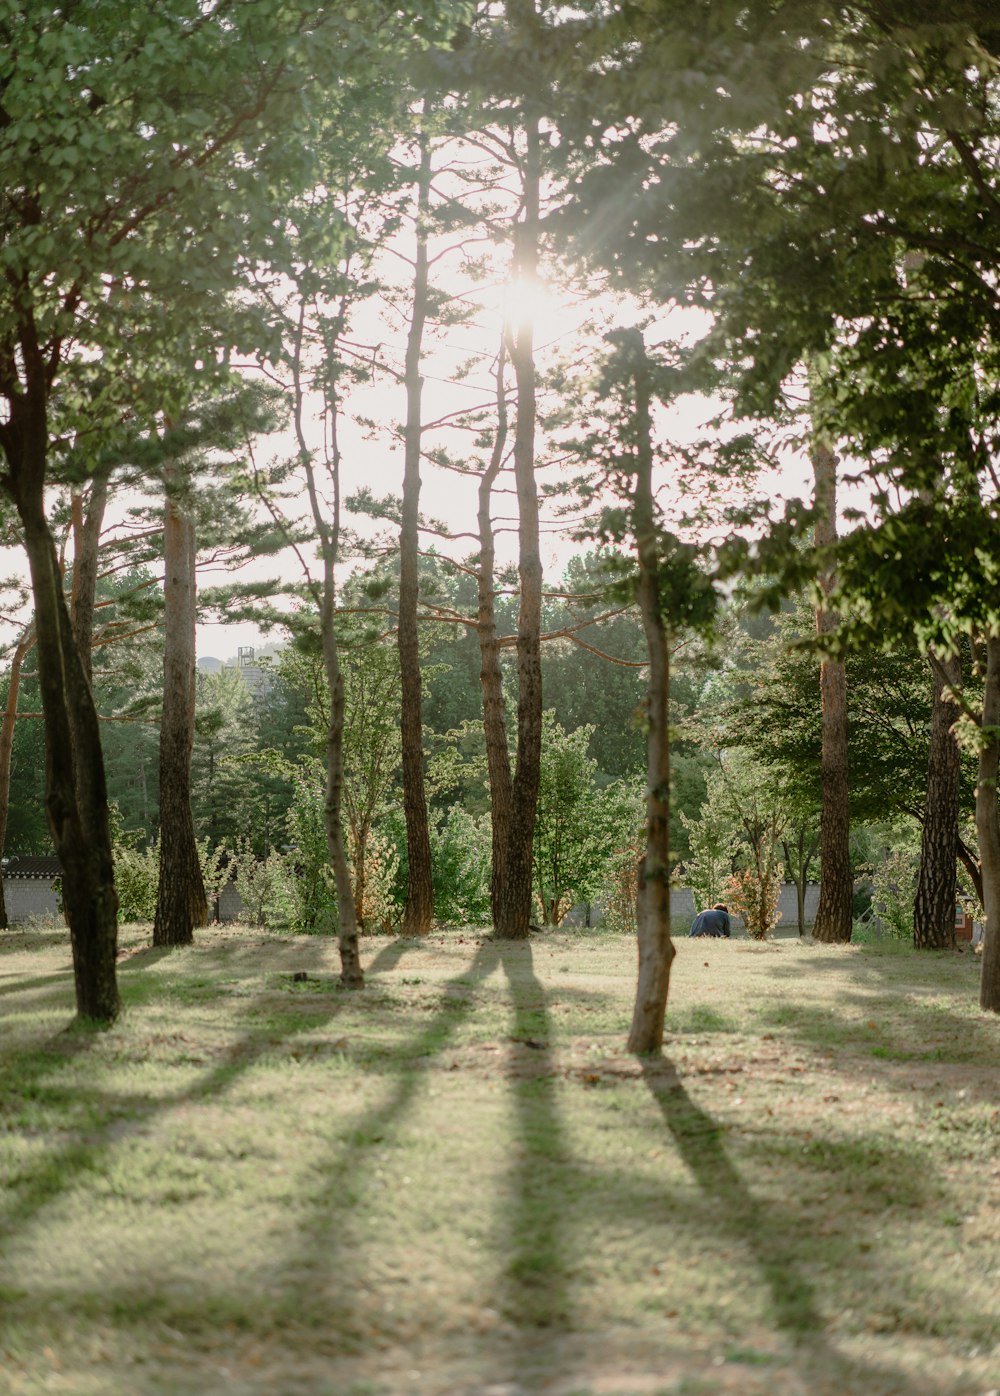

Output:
xmin=689 ymin=908 xmax=731 ymax=938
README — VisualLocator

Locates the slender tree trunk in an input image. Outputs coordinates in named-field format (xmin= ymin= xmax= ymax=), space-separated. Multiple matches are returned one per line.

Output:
xmin=0 ymin=626 xmax=33 ymax=929
xmin=5 ymin=386 xmax=119 ymax=1020
xmin=297 ymin=293 xmax=363 ymax=986
xmin=627 ymin=334 xmax=676 ymax=1055
xmin=958 ymin=835 xmax=984 ymax=908
xmin=322 ymin=600 xmax=364 ymax=985
xmin=495 ymin=111 xmax=543 ymax=941
xmin=913 ymin=653 xmax=961 ymax=949
xmin=69 ymin=475 xmax=108 ymax=686
xmin=782 ymin=830 xmax=817 ymax=938
xmin=477 ymin=343 xmax=513 ymax=927
xmin=353 ymin=823 xmax=369 ymax=931
xmin=398 ymin=130 xmax=434 ymax=937
xmin=977 ymin=635 xmax=1000 ymax=1012
xmin=154 ymin=465 xmax=207 ymax=945
xmin=810 ymin=437 xmax=853 ymax=943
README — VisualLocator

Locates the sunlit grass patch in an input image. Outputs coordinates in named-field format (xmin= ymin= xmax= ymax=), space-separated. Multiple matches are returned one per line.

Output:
xmin=0 ymin=926 xmax=996 ymax=1395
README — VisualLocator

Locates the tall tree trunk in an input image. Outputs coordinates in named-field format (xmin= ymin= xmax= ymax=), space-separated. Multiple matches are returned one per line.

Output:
xmin=154 ymin=465 xmax=207 ymax=945
xmin=976 ymin=635 xmax=1000 ymax=1012
xmin=627 ymin=334 xmax=676 ymax=1054
xmin=5 ymin=394 xmax=119 ymax=1019
xmin=398 ymin=130 xmax=434 ymax=937
xmin=477 ymin=343 xmax=513 ymax=927
xmin=0 ymin=626 xmax=34 ymax=929
xmin=495 ymin=109 xmax=543 ymax=941
xmin=297 ymin=296 xmax=363 ymax=987
xmin=322 ymin=596 xmax=364 ymax=985
xmin=913 ymin=653 xmax=961 ymax=949
xmin=69 ymin=474 xmax=108 ymax=686
xmin=810 ymin=436 xmax=853 ymax=943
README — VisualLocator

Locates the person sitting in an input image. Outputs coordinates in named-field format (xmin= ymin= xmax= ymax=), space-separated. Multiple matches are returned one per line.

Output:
xmin=688 ymin=903 xmax=731 ymax=938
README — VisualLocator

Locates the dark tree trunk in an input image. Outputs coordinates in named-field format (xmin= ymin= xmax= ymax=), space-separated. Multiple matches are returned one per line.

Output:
xmin=976 ymin=635 xmax=1000 ymax=1012
xmin=323 ymin=609 xmax=364 ymax=985
xmin=5 ymin=398 xmax=119 ymax=1020
xmin=477 ymin=343 xmax=513 ymax=927
xmin=957 ymin=835 xmax=984 ymax=908
xmin=626 ymin=334 xmax=676 ymax=1054
xmin=495 ymin=111 xmax=542 ymax=942
xmin=810 ymin=438 xmax=853 ymax=943
xmin=154 ymin=471 xmax=207 ymax=945
xmin=398 ymin=130 xmax=434 ymax=937
xmin=0 ymin=626 xmax=33 ymax=930
xmin=913 ymin=653 xmax=961 ymax=949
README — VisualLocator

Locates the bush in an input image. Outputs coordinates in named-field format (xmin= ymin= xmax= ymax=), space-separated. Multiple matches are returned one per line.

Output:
xmin=723 ymin=860 xmax=784 ymax=941
xmin=602 ymin=841 xmax=642 ymax=934
xmin=430 ymin=806 xmax=491 ymax=926
xmin=231 ymin=836 xmax=285 ymax=927
xmin=869 ymin=847 xmax=918 ymax=941
xmin=113 ymin=841 xmax=159 ymax=923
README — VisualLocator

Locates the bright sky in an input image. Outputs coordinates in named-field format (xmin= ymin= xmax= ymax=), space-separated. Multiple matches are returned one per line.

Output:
xmin=197 ymin=290 xmax=826 ymax=662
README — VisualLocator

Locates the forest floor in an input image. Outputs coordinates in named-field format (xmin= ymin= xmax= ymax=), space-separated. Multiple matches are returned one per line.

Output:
xmin=0 ymin=922 xmax=997 ymax=1396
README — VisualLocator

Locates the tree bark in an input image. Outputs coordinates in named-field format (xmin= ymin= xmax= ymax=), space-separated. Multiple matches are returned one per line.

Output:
xmin=322 ymin=600 xmax=364 ymax=985
xmin=69 ymin=475 xmax=108 ymax=687
xmin=2 ymin=380 xmax=119 ymax=1020
xmin=627 ymin=334 xmax=676 ymax=1055
xmin=976 ymin=634 xmax=1000 ymax=1012
xmin=0 ymin=626 xmax=34 ymax=930
xmin=477 ymin=343 xmax=514 ymax=927
xmin=298 ymin=297 xmax=363 ymax=986
xmin=913 ymin=653 xmax=961 ymax=949
xmin=810 ymin=437 xmax=853 ymax=943
xmin=154 ymin=464 xmax=208 ymax=945
xmin=398 ymin=129 xmax=434 ymax=937
xmin=495 ymin=109 xmax=543 ymax=941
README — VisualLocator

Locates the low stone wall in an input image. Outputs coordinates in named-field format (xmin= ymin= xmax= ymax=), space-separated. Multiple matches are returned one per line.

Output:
xmin=2 ymin=877 xmax=243 ymax=925
xmin=669 ymin=884 xmax=820 ymax=928
xmin=3 ymin=878 xmax=61 ymax=923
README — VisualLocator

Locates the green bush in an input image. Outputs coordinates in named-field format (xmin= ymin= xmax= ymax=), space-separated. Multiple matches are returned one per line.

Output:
xmin=113 ymin=842 xmax=159 ymax=923
xmin=430 ymin=806 xmax=491 ymax=926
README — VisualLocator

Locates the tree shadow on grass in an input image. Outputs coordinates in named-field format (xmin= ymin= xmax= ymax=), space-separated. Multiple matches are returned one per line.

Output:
xmin=364 ymin=936 xmax=423 ymax=976
xmin=0 ymin=951 xmax=354 ymax=1302
xmin=493 ymin=940 xmax=571 ymax=1335
xmin=641 ymin=1053 xmax=951 ymax=1396
xmin=275 ymin=939 xmax=506 ymax=1334
xmin=272 ymin=935 xmax=578 ymax=1390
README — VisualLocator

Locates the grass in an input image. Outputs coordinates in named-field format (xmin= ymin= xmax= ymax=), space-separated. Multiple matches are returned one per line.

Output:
xmin=0 ymin=921 xmax=998 ymax=1395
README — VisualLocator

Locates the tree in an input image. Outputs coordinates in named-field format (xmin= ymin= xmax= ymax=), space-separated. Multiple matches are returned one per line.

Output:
xmin=397 ymin=126 xmax=436 ymax=937
xmin=154 ymin=435 xmax=207 ymax=946
xmin=913 ymin=654 xmax=962 ymax=949
xmin=532 ymin=711 xmax=637 ymax=925
xmin=280 ymin=636 xmax=404 ymax=932
xmin=570 ymin=331 xmax=717 ymax=1052
xmin=0 ymin=0 xmax=403 ymax=1020
xmin=810 ymin=433 xmax=853 ymax=943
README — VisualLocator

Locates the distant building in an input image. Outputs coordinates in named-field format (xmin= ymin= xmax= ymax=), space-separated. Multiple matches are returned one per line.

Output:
xmin=197 ymin=644 xmax=276 ymax=697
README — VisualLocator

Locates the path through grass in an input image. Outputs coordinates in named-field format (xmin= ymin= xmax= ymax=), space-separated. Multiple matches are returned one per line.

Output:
xmin=0 ymin=923 xmax=997 ymax=1395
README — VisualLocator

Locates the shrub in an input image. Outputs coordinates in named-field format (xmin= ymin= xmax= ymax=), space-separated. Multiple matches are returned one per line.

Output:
xmin=113 ymin=841 xmax=159 ymax=923
xmin=723 ymin=860 xmax=784 ymax=941
xmin=869 ymin=847 xmax=918 ymax=941
xmin=430 ymin=807 xmax=491 ymax=926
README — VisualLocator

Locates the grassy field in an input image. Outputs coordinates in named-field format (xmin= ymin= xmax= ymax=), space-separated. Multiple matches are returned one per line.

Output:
xmin=0 ymin=922 xmax=997 ymax=1396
